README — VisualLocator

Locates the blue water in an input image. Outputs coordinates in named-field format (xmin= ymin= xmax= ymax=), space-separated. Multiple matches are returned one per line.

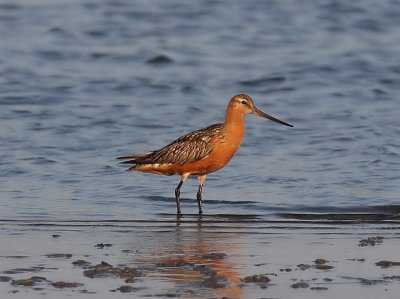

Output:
xmin=1 ymin=0 xmax=399 ymax=221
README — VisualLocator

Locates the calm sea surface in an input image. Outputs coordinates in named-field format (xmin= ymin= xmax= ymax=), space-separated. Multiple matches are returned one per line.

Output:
xmin=1 ymin=0 xmax=399 ymax=221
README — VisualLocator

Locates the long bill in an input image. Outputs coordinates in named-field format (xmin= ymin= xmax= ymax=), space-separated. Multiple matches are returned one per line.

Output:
xmin=253 ymin=107 xmax=293 ymax=127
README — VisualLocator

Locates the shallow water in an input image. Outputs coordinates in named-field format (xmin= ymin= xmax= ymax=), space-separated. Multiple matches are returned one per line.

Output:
xmin=2 ymin=217 xmax=400 ymax=298
xmin=1 ymin=0 xmax=400 ymax=297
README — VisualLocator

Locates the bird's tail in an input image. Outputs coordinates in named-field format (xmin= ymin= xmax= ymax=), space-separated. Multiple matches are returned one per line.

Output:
xmin=116 ymin=151 xmax=153 ymax=164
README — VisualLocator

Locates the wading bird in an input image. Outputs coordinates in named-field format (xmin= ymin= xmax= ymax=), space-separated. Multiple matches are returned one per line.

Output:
xmin=117 ymin=94 xmax=292 ymax=215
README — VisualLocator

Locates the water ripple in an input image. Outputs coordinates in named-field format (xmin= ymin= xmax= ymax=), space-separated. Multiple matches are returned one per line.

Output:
xmin=0 ymin=0 xmax=399 ymax=223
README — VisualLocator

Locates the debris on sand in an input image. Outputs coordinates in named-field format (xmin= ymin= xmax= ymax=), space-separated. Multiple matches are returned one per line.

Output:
xmin=297 ymin=264 xmax=312 ymax=271
xmin=342 ymin=276 xmax=385 ymax=285
xmin=3 ymin=266 xmax=45 ymax=274
xmin=242 ymin=274 xmax=270 ymax=288
xmin=10 ymin=276 xmax=84 ymax=290
xmin=348 ymin=258 xmax=365 ymax=262
xmin=314 ymin=259 xmax=334 ymax=270
xmin=359 ymin=278 xmax=384 ymax=285
xmin=201 ymin=275 xmax=228 ymax=289
xmin=243 ymin=274 xmax=270 ymax=283
xmin=72 ymin=260 xmax=91 ymax=267
xmin=375 ymin=260 xmax=400 ymax=268
xmin=52 ymin=281 xmax=83 ymax=288
xmin=111 ymin=285 xmax=138 ymax=293
xmin=83 ymin=261 xmax=143 ymax=282
xmin=358 ymin=236 xmax=384 ymax=247
xmin=295 ymin=260 xmax=334 ymax=271
xmin=45 ymin=253 xmax=72 ymax=259
xmin=0 ymin=276 xmax=12 ymax=282
xmin=383 ymin=275 xmax=400 ymax=281
xmin=290 ymin=281 xmax=309 ymax=288
xmin=11 ymin=276 xmax=47 ymax=287
xmin=280 ymin=268 xmax=292 ymax=272
xmin=314 ymin=258 xmax=327 ymax=265
xmin=95 ymin=243 xmax=113 ymax=249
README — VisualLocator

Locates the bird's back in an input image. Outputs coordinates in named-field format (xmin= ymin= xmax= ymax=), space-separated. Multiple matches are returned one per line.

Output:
xmin=117 ymin=123 xmax=226 ymax=168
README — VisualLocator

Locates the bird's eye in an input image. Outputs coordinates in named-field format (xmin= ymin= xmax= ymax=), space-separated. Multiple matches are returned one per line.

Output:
xmin=241 ymin=100 xmax=247 ymax=105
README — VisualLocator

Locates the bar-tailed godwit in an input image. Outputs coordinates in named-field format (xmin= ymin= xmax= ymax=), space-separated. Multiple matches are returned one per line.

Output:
xmin=117 ymin=94 xmax=293 ymax=215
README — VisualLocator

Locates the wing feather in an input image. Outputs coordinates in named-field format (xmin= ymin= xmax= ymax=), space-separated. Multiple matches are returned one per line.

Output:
xmin=118 ymin=123 xmax=225 ymax=166
xmin=136 ymin=140 xmax=211 ymax=165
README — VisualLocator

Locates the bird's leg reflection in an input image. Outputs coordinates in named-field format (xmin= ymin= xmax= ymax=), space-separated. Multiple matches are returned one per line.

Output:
xmin=196 ymin=185 xmax=203 ymax=215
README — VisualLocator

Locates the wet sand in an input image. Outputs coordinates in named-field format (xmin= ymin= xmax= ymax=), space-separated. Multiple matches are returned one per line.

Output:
xmin=1 ymin=215 xmax=400 ymax=298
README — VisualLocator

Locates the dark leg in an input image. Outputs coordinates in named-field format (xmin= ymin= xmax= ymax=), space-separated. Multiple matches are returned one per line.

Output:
xmin=196 ymin=184 xmax=203 ymax=215
xmin=196 ymin=175 xmax=207 ymax=215
xmin=175 ymin=180 xmax=184 ymax=215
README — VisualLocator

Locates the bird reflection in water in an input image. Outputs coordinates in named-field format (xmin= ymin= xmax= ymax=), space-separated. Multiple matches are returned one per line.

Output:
xmin=132 ymin=215 xmax=247 ymax=298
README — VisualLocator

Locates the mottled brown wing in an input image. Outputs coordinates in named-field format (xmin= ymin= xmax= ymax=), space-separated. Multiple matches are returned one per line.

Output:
xmin=172 ymin=123 xmax=224 ymax=143
xmin=135 ymin=123 xmax=225 ymax=165
xmin=137 ymin=140 xmax=211 ymax=165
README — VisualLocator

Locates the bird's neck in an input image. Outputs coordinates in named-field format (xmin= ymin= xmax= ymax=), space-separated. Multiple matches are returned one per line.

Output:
xmin=224 ymin=110 xmax=246 ymax=140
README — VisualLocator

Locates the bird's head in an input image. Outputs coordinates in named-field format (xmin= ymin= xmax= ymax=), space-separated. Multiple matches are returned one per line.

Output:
xmin=228 ymin=94 xmax=293 ymax=127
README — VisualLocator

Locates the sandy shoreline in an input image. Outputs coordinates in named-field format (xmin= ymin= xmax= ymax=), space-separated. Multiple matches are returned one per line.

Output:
xmin=1 ymin=216 xmax=400 ymax=298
